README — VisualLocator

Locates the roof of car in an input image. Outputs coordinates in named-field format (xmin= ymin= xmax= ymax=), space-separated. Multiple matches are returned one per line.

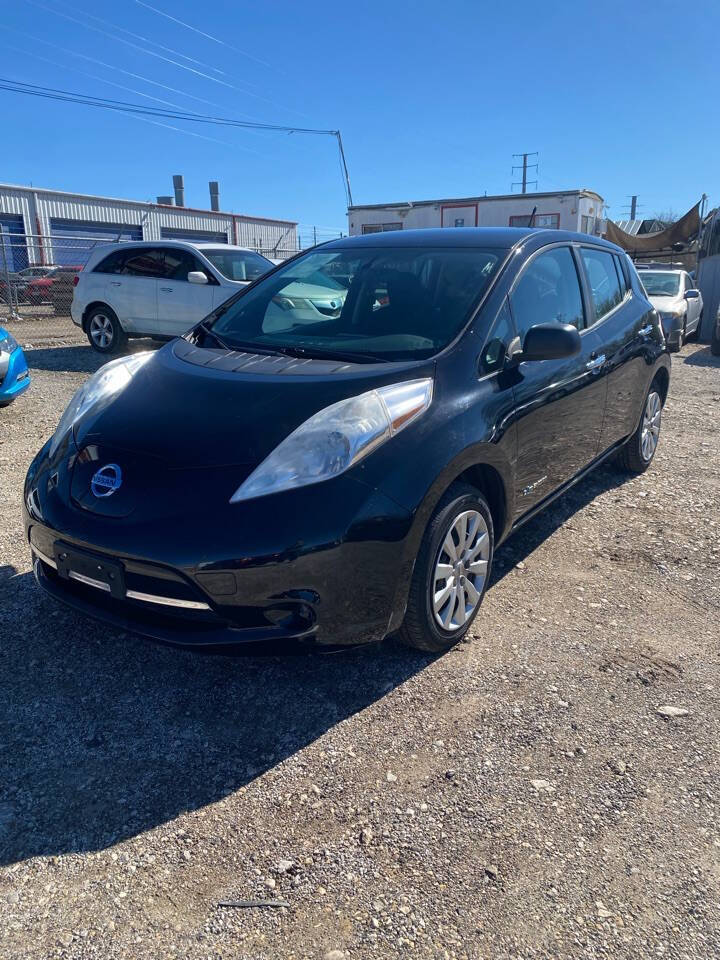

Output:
xmin=321 ymin=227 xmax=622 ymax=251
xmin=88 ymin=239 xmax=265 ymax=254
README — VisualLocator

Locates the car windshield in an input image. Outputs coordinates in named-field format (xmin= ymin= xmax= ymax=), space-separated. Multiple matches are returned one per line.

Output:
xmin=207 ymin=246 xmax=505 ymax=362
xmin=640 ymin=271 xmax=681 ymax=297
xmin=201 ymin=248 xmax=272 ymax=282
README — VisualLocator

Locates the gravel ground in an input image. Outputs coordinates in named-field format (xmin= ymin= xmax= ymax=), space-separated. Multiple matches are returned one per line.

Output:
xmin=0 ymin=340 xmax=718 ymax=960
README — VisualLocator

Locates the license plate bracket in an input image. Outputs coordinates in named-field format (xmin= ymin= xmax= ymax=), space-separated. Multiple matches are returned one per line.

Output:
xmin=54 ymin=542 xmax=126 ymax=600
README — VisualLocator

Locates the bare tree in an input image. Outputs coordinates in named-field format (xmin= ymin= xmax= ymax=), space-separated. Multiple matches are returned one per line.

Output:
xmin=650 ymin=209 xmax=679 ymax=228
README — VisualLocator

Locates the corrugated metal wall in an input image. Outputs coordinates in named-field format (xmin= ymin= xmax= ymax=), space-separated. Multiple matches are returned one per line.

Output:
xmin=0 ymin=184 xmax=298 ymax=260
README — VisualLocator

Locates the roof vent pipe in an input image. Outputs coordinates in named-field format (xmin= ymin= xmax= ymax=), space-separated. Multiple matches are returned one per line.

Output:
xmin=209 ymin=181 xmax=220 ymax=212
xmin=172 ymin=174 xmax=185 ymax=207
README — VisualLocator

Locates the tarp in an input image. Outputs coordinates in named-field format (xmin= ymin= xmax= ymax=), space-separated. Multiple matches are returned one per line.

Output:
xmin=606 ymin=202 xmax=701 ymax=253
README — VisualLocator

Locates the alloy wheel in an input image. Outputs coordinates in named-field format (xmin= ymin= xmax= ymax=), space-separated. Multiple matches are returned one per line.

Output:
xmin=432 ymin=509 xmax=489 ymax=631
xmin=90 ymin=313 xmax=113 ymax=349
xmin=641 ymin=390 xmax=661 ymax=461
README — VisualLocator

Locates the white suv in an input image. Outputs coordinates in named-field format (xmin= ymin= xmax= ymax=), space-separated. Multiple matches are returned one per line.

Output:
xmin=71 ymin=241 xmax=273 ymax=353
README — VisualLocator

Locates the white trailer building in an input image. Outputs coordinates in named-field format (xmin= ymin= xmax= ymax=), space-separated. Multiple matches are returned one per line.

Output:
xmin=0 ymin=182 xmax=298 ymax=271
xmin=348 ymin=189 xmax=605 ymax=237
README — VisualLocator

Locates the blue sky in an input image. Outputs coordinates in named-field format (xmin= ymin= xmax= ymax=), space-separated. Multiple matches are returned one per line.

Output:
xmin=2 ymin=0 xmax=717 ymax=238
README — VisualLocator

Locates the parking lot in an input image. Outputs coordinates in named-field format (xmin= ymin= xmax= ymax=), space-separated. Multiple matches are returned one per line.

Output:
xmin=1 ymin=340 xmax=719 ymax=959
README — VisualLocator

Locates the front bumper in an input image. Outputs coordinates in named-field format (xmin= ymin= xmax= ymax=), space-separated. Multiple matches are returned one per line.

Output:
xmin=0 ymin=346 xmax=30 ymax=404
xmin=24 ymin=444 xmax=414 ymax=649
xmin=660 ymin=314 xmax=684 ymax=349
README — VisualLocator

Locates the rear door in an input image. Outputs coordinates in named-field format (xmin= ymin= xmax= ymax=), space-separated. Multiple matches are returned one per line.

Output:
xmin=509 ymin=244 xmax=607 ymax=516
xmin=111 ymin=247 xmax=165 ymax=333
xmin=589 ymin=250 xmax=660 ymax=451
xmin=155 ymin=247 xmax=218 ymax=336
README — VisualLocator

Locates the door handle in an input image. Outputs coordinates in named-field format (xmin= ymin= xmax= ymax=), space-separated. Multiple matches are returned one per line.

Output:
xmin=586 ymin=354 xmax=606 ymax=371
xmin=110 ymin=281 xmax=121 ymax=286
xmin=639 ymin=324 xmax=653 ymax=337
xmin=160 ymin=287 xmax=173 ymax=293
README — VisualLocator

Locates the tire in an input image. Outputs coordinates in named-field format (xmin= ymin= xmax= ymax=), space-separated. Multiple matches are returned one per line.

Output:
xmin=397 ymin=482 xmax=494 ymax=653
xmin=711 ymin=322 xmax=720 ymax=356
xmin=616 ymin=381 xmax=663 ymax=474
xmin=86 ymin=305 xmax=127 ymax=354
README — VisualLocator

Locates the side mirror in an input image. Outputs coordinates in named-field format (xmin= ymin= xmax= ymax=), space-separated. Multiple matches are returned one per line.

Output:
xmin=521 ymin=323 xmax=581 ymax=362
xmin=685 ymin=289 xmax=700 ymax=299
xmin=188 ymin=271 xmax=209 ymax=285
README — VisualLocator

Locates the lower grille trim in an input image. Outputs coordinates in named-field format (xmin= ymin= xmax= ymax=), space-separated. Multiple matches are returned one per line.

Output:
xmin=32 ymin=548 xmax=211 ymax=611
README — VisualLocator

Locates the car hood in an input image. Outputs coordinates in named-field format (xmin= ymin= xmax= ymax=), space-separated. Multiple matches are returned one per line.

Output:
xmin=648 ymin=295 xmax=683 ymax=312
xmin=73 ymin=339 xmax=433 ymax=470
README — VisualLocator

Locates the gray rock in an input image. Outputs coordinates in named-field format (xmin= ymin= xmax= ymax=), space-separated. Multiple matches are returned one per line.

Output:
xmin=657 ymin=705 xmax=690 ymax=718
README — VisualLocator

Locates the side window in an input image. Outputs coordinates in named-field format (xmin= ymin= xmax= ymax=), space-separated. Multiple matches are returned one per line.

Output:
xmin=162 ymin=248 xmax=208 ymax=282
xmin=94 ymin=249 xmax=129 ymax=274
xmin=580 ymin=248 xmax=623 ymax=321
xmin=613 ymin=254 xmax=628 ymax=296
xmin=510 ymin=246 xmax=585 ymax=339
xmin=683 ymin=273 xmax=694 ymax=292
xmin=121 ymin=248 xmax=167 ymax=278
xmin=480 ymin=300 xmax=515 ymax=375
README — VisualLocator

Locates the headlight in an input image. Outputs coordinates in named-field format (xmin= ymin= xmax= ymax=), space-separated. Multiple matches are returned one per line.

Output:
xmin=230 ymin=378 xmax=433 ymax=503
xmin=0 ymin=332 xmax=19 ymax=355
xmin=48 ymin=352 xmax=152 ymax=457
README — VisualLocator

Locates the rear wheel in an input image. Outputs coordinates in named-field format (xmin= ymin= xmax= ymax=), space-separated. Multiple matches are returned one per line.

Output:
xmin=616 ymin=382 xmax=663 ymax=474
xmin=86 ymin=305 xmax=126 ymax=354
xmin=398 ymin=483 xmax=494 ymax=653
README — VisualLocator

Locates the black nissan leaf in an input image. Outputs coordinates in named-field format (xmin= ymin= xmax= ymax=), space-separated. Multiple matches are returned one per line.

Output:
xmin=24 ymin=228 xmax=670 ymax=652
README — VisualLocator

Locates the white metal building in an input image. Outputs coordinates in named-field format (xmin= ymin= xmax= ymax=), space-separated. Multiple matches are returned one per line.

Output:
xmin=348 ymin=189 xmax=605 ymax=237
xmin=0 ymin=182 xmax=298 ymax=270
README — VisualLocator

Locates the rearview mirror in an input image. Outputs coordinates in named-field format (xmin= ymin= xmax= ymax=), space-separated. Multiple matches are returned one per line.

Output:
xmin=521 ymin=323 xmax=581 ymax=362
xmin=188 ymin=271 xmax=209 ymax=285
xmin=685 ymin=289 xmax=700 ymax=299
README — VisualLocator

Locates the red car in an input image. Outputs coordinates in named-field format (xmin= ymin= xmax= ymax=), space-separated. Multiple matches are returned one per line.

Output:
xmin=25 ymin=265 xmax=83 ymax=312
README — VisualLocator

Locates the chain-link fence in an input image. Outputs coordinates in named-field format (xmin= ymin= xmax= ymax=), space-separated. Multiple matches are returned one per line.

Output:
xmin=0 ymin=233 xmax=309 ymax=346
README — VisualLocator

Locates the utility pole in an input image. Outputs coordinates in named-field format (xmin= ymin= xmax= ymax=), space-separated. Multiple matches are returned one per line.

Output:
xmin=624 ymin=195 xmax=642 ymax=220
xmin=512 ymin=152 xmax=538 ymax=194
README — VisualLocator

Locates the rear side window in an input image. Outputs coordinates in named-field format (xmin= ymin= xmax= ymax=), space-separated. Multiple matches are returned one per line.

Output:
xmin=94 ymin=249 xmax=129 ymax=274
xmin=510 ymin=246 xmax=585 ymax=337
xmin=580 ymin=248 xmax=623 ymax=321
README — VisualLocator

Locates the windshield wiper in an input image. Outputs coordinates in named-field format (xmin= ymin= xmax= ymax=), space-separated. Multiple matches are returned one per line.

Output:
xmin=268 ymin=344 xmax=388 ymax=364
xmin=194 ymin=320 xmax=232 ymax=351
xmin=193 ymin=324 xmax=283 ymax=357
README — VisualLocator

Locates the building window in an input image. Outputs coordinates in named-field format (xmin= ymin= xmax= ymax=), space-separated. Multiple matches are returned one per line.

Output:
xmin=580 ymin=215 xmax=596 ymax=235
xmin=361 ymin=222 xmax=403 ymax=234
xmin=509 ymin=213 xmax=560 ymax=229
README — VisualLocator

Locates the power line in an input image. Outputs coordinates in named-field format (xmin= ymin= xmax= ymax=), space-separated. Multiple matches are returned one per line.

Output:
xmin=53 ymin=0 xmax=228 ymax=78
xmin=0 ymin=77 xmax=353 ymax=203
xmin=135 ymin=0 xmax=279 ymax=72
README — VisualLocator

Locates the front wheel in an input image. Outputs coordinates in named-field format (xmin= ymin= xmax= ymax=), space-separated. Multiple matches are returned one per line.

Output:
xmin=616 ymin=383 xmax=663 ymax=474
xmin=397 ymin=483 xmax=494 ymax=653
xmin=86 ymin=306 xmax=127 ymax=354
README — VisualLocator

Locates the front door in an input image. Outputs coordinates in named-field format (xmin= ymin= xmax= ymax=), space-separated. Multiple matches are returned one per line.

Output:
xmin=155 ymin=247 xmax=217 ymax=336
xmin=683 ymin=272 xmax=700 ymax=332
xmin=508 ymin=245 xmax=607 ymax=517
